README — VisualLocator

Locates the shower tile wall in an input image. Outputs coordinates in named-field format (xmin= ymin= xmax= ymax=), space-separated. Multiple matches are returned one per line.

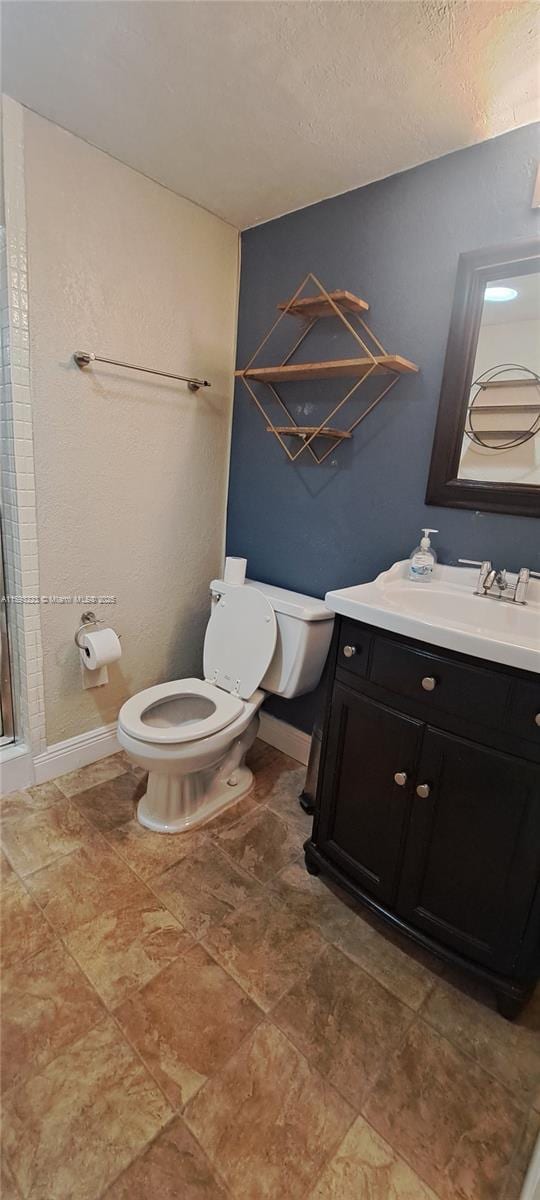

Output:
xmin=0 ymin=96 xmax=45 ymax=754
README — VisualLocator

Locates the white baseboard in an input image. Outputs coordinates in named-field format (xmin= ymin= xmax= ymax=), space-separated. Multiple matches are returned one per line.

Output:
xmin=33 ymin=722 xmax=120 ymax=785
xmin=0 ymin=742 xmax=35 ymax=794
xmin=10 ymin=710 xmax=307 ymax=792
xmin=258 ymin=712 xmax=311 ymax=766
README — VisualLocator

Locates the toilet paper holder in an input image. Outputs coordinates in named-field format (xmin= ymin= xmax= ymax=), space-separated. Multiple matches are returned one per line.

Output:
xmin=74 ymin=610 xmax=121 ymax=650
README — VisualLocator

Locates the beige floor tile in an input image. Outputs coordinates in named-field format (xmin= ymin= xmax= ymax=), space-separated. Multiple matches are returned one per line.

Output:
xmin=269 ymin=861 xmax=361 ymax=943
xmin=1 ymin=1157 xmax=21 ymax=1199
xmin=309 ymin=1115 xmax=440 ymax=1199
xmin=65 ymin=892 xmax=192 ymax=1007
xmin=1 ymin=848 xmax=15 ymax=884
xmin=333 ymin=908 xmax=440 ymax=1011
xmin=25 ymin=834 xmax=150 ymax=937
xmin=0 ymin=877 xmax=54 ymax=969
xmin=7 ymin=744 xmax=533 ymax=1200
xmin=115 ymin=943 xmax=261 ymax=1106
xmin=151 ymin=841 xmax=261 ymax=938
xmin=202 ymin=791 xmax=259 ymax=833
xmin=55 ymin=755 xmax=127 ymax=797
xmin=423 ymin=973 xmax=540 ymax=1107
xmin=1 ymin=940 xmax=104 ymax=1093
xmin=105 ymin=817 xmax=207 ymax=881
xmin=184 ymin=1021 xmax=353 ymax=1200
xmin=0 ymin=782 xmax=65 ymax=822
xmin=72 ymin=772 xmax=146 ymax=832
xmin=103 ymin=1116 xmax=228 ymax=1199
xmin=3 ymin=1017 xmax=172 ymax=1200
xmin=0 ymin=801 xmax=92 ymax=877
xmin=264 ymin=769 xmax=312 ymax=840
xmin=249 ymin=743 xmax=304 ymax=803
xmin=203 ymin=891 xmax=325 ymax=1011
xmin=111 ymin=750 xmax=147 ymax=780
xmin=273 ymin=942 xmax=413 ymax=1108
xmin=213 ymin=806 xmax=299 ymax=883
xmin=502 ymin=1108 xmax=540 ymax=1200
xmin=363 ymin=1018 xmax=524 ymax=1200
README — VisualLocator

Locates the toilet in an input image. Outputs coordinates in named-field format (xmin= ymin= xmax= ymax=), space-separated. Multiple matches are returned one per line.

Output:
xmin=117 ymin=577 xmax=334 ymax=833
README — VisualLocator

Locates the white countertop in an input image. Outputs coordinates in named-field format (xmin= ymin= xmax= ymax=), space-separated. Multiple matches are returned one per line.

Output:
xmin=325 ymin=561 xmax=540 ymax=674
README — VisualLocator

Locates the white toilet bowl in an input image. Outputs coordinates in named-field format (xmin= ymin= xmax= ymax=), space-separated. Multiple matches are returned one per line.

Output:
xmin=118 ymin=679 xmax=264 ymax=833
xmin=118 ymin=577 xmax=334 ymax=834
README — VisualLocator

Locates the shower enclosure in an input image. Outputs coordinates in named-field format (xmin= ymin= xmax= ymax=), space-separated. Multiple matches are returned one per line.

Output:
xmin=0 ymin=513 xmax=14 ymax=745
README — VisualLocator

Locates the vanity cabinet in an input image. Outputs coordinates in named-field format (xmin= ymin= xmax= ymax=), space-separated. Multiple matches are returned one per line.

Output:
xmin=305 ymin=619 xmax=540 ymax=1017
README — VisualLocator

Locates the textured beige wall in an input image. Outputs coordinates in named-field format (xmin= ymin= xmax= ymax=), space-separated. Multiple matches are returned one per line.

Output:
xmin=24 ymin=109 xmax=239 ymax=744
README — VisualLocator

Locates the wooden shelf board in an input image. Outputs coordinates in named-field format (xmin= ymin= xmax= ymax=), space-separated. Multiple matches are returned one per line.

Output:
xmin=266 ymin=426 xmax=352 ymax=440
xmin=469 ymin=429 xmax=531 ymax=439
xmin=277 ymin=290 xmax=369 ymax=319
xmin=477 ymin=379 xmax=539 ymax=389
xmin=468 ymin=405 xmax=540 ymax=414
xmin=237 ymin=355 xmax=419 ymax=383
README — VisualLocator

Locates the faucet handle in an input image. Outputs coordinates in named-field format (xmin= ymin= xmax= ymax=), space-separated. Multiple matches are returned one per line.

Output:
xmin=458 ymin=559 xmax=492 ymax=592
xmin=514 ymin=567 xmax=531 ymax=605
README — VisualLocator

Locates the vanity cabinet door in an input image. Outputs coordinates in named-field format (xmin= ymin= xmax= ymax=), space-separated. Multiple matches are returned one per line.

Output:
xmin=397 ymin=728 xmax=540 ymax=972
xmin=317 ymin=685 xmax=423 ymax=905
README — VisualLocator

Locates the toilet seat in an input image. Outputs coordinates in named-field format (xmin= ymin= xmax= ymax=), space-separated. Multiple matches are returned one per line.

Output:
xmin=118 ymin=678 xmax=244 ymax=745
xmin=119 ymin=586 xmax=278 ymax=749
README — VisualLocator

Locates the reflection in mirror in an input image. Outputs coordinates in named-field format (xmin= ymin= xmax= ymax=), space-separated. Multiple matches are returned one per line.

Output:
xmin=458 ymin=271 xmax=540 ymax=486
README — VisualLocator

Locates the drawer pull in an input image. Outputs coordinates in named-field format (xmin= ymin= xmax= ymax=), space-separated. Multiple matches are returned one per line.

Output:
xmin=343 ymin=645 xmax=357 ymax=659
xmin=416 ymin=783 xmax=431 ymax=799
xmin=535 ymin=713 xmax=540 ymax=727
xmin=394 ymin=772 xmax=408 ymax=787
xmin=421 ymin=676 xmax=438 ymax=692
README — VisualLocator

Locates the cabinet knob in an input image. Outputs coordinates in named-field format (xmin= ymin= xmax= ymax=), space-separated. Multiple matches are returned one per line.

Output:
xmin=343 ymin=645 xmax=357 ymax=659
xmin=394 ymin=772 xmax=408 ymax=787
xmin=535 ymin=713 xmax=540 ymax=727
xmin=421 ymin=676 xmax=437 ymax=692
xmin=416 ymin=783 xmax=431 ymax=799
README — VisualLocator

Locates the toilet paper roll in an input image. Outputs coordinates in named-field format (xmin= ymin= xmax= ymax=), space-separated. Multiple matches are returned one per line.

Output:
xmin=223 ymin=556 xmax=247 ymax=585
xmin=79 ymin=628 xmax=122 ymax=671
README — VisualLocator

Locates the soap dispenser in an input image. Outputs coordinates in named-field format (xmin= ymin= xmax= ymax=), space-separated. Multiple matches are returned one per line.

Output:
xmin=408 ymin=529 xmax=438 ymax=582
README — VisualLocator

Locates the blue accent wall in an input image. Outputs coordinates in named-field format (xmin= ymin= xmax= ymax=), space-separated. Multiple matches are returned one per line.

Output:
xmin=227 ymin=125 xmax=540 ymax=731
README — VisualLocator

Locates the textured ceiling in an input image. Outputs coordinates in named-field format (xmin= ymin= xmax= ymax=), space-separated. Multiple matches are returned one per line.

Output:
xmin=2 ymin=0 xmax=539 ymax=229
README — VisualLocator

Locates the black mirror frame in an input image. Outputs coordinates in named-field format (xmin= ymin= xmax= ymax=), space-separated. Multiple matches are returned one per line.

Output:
xmin=426 ymin=238 xmax=540 ymax=518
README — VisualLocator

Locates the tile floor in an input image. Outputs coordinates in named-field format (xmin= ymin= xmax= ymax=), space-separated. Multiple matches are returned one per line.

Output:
xmin=1 ymin=740 xmax=538 ymax=1199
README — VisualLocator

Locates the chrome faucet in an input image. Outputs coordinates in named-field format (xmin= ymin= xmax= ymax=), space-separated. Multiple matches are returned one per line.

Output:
xmin=457 ymin=559 xmax=492 ymax=593
xmin=458 ymin=560 xmax=540 ymax=604
xmin=483 ymin=567 xmax=508 ymax=596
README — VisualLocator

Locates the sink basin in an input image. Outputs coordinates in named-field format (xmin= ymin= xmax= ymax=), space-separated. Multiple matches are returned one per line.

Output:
xmin=325 ymin=561 xmax=540 ymax=673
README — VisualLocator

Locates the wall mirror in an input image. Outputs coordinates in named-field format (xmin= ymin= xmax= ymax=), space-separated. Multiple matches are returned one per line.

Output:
xmin=426 ymin=238 xmax=540 ymax=517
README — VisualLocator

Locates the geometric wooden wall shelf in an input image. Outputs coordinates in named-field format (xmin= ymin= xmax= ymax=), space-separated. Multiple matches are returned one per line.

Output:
xmin=235 ymin=272 xmax=419 ymax=463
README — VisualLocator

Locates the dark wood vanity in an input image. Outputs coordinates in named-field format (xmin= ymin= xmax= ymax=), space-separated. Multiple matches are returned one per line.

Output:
xmin=304 ymin=617 xmax=540 ymax=1018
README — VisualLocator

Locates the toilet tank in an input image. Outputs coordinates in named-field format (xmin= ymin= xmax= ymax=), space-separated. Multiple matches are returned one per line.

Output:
xmin=209 ymin=577 xmax=334 ymax=698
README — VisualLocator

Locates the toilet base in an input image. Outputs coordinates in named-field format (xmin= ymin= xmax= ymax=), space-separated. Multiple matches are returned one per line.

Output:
xmin=137 ymin=763 xmax=254 ymax=834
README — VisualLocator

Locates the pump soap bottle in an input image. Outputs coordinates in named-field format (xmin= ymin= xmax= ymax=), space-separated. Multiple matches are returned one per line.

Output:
xmin=408 ymin=529 xmax=438 ymax=582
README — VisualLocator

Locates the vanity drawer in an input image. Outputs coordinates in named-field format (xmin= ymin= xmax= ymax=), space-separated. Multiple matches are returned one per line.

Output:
xmin=370 ymin=637 xmax=510 ymax=728
xmin=508 ymin=680 xmax=540 ymax=744
xmin=336 ymin=620 xmax=372 ymax=680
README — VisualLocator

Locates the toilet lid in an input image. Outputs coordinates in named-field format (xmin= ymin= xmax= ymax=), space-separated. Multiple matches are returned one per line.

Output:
xmin=204 ymin=585 xmax=277 ymax=699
